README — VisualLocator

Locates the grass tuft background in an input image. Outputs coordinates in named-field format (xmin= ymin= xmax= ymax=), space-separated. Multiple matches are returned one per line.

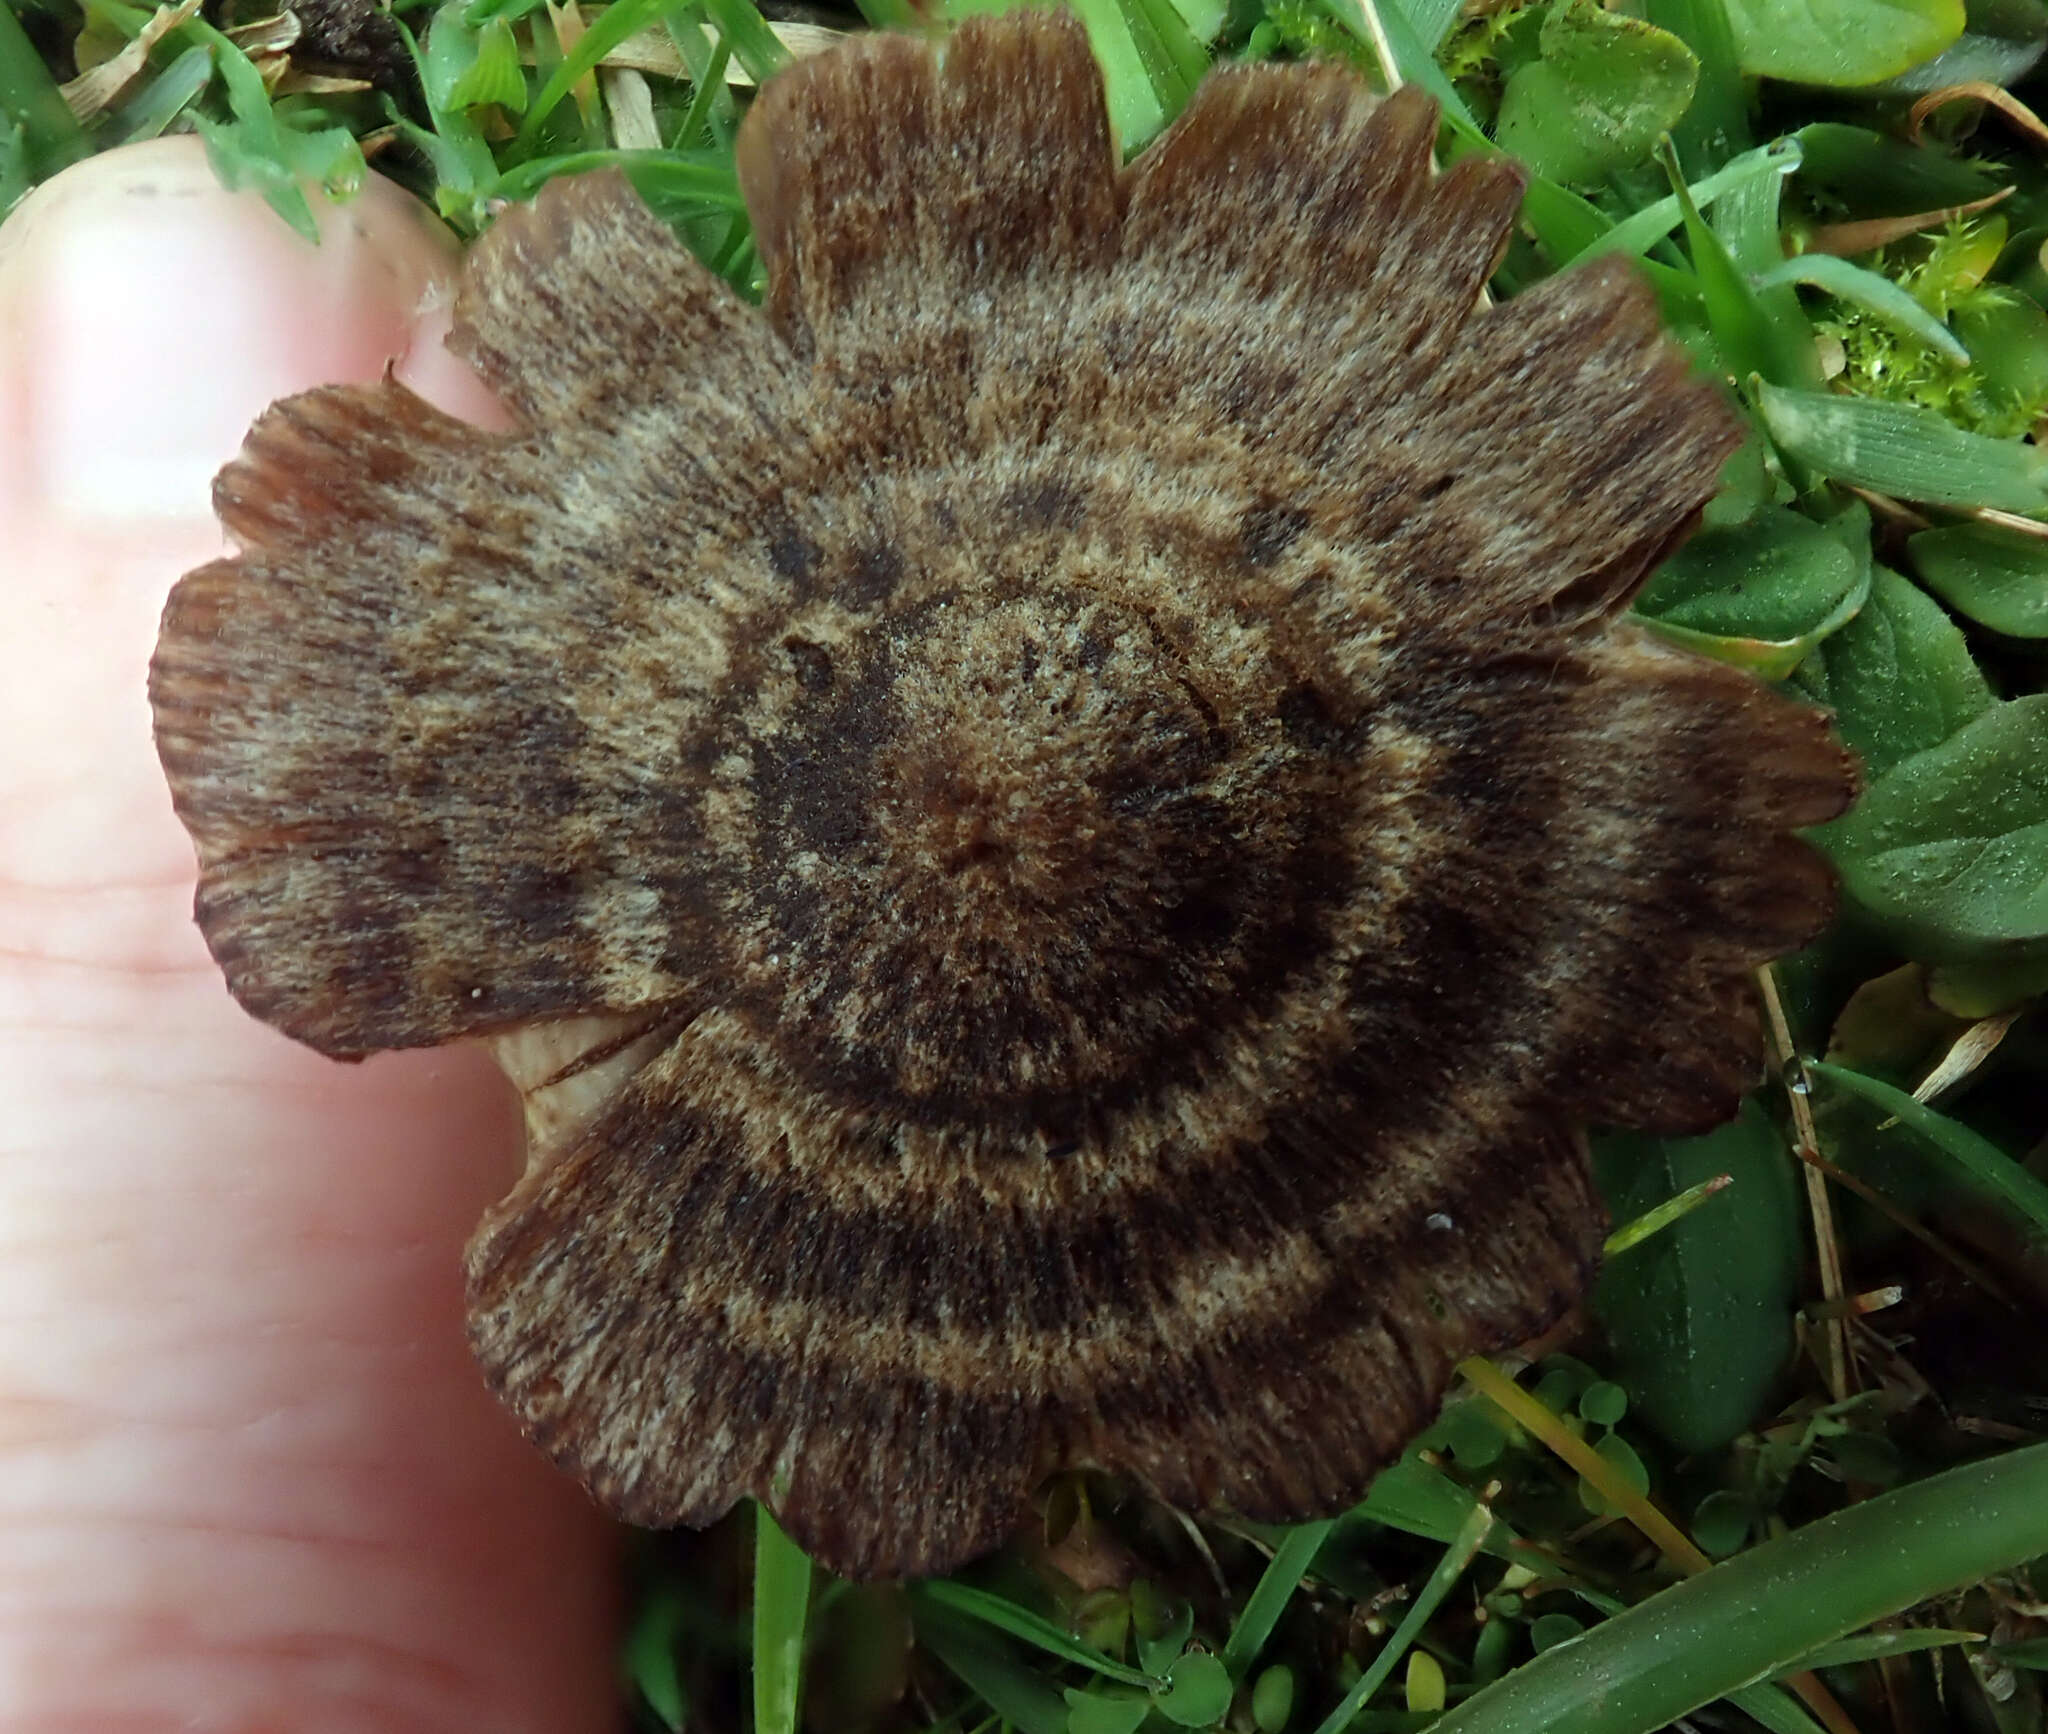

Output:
xmin=8 ymin=0 xmax=2048 ymax=1725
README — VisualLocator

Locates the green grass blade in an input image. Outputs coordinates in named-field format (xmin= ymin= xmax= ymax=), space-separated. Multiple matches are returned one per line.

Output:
xmin=1571 ymin=137 xmax=1800 ymax=266
xmin=1662 ymin=138 xmax=1796 ymax=387
xmin=1755 ymin=254 xmax=1969 ymax=366
xmin=753 ymin=1502 xmax=813 ymax=1734
xmin=700 ymin=0 xmax=790 ymax=84
xmin=1759 ymin=382 xmax=2048 ymax=511
xmin=1777 ymin=1627 xmax=1983 ymax=1674
xmin=490 ymin=147 xmax=743 ymax=204
xmin=516 ymin=0 xmax=678 ymax=151
xmin=1403 ymin=0 xmax=1463 ymax=46
xmin=1602 ymin=1170 xmax=1733 ymax=1255
xmin=1110 ymin=0 xmax=1208 ymax=122
xmin=191 ymin=28 xmax=320 ymax=240
xmin=1308 ymin=1499 xmax=1493 ymax=1734
xmin=0 ymin=0 xmax=87 ymax=184
xmin=1723 ymin=1681 xmax=1832 ymax=1733
xmin=1222 ymin=1519 xmax=1335 ymax=1681
xmin=1810 ymin=1061 xmax=2048 ymax=1243
xmin=112 ymin=41 xmax=214 ymax=142
xmin=914 ymin=1581 xmax=1157 ymax=1688
xmin=624 ymin=1586 xmax=689 ymax=1731
xmin=914 ymin=1597 xmax=1072 ymax=1734
xmin=671 ymin=33 xmax=731 ymax=146
xmin=1431 ymin=1444 xmax=2048 ymax=1734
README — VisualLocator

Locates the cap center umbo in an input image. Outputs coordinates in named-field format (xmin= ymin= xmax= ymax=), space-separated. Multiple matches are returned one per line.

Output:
xmin=733 ymin=588 xmax=1333 ymax=1125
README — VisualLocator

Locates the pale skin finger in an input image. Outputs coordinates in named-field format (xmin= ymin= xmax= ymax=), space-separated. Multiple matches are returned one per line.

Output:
xmin=0 ymin=139 xmax=621 ymax=1733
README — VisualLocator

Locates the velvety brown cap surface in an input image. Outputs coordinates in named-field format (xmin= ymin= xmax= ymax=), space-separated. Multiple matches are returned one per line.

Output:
xmin=149 ymin=10 xmax=1858 ymax=1578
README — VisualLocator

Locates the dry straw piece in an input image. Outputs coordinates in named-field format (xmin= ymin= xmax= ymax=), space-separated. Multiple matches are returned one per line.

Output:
xmin=150 ymin=9 xmax=1857 ymax=1579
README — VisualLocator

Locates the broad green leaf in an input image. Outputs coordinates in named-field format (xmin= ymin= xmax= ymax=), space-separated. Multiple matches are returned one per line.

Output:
xmin=1591 ymin=1102 xmax=1803 ymax=1454
xmin=421 ymin=0 xmax=484 ymax=112
xmin=1131 ymin=1580 xmax=1195 ymax=1678
xmin=1794 ymin=563 xmax=1991 ymax=778
xmin=1759 ymin=381 xmax=2048 ymax=511
xmin=1812 ymin=1060 xmax=2048 ymax=1241
xmin=1702 ymin=430 xmax=1778 ymax=528
xmin=1635 ymin=505 xmax=1867 ymax=675
xmin=1927 ymin=948 xmax=2048 ymax=1015
xmin=1578 ymin=1432 xmax=1653 ymax=1516
xmin=1720 ymin=0 xmax=1962 ymax=84
xmin=1909 ymin=522 xmax=2048 ymax=637
xmin=1432 ymin=1446 xmax=2048 ymax=1734
xmin=1819 ymin=694 xmax=2048 ymax=951
xmin=277 ymin=124 xmax=366 ymax=205
xmin=1793 ymin=122 xmax=1999 ymax=215
xmin=1496 ymin=0 xmax=1699 ymax=183
xmin=1692 ymin=1489 xmax=1755 ymax=1557
xmin=1155 ymin=1652 xmax=1233 ymax=1727
xmin=1870 ymin=24 xmax=2044 ymax=86
xmin=390 ymin=13 xmax=501 ymax=226
xmin=1952 ymin=290 xmax=2048 ymax=421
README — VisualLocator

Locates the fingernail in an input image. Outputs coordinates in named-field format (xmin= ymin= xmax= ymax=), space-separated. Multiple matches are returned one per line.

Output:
xmin=0 ymin=136 xmax=466 ymax=532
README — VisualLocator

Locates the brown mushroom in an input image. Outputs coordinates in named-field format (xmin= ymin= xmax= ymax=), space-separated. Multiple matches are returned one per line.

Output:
xmin=148 ymin=9 xmax=1857 ymax=1580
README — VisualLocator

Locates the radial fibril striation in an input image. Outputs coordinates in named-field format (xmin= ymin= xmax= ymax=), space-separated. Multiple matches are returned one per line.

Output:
xmin=148 ymin=9 xmax=1859 ymax=1579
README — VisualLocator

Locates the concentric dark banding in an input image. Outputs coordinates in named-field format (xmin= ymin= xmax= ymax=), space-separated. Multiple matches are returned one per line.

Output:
xmin=153 ymin=5 xmax=1861 ymax=1584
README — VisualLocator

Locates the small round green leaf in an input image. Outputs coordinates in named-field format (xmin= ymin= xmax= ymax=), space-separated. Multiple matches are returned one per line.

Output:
xmin=1692 ymin=1490 xmax=1755 ymax=1558
xmin=1578 ymin=1381 xmax=1630 ymax=1428
xmin=1531 ymin=1613 xmax=1588 ymax=1652
xmin=1251 ymin=1664 xmax=1295 ymax=1732
xmin=1496 ymin=0 xmax=1698 ymax=182
xmin=1154 ymin=1651 xmax=1233 ymax=1727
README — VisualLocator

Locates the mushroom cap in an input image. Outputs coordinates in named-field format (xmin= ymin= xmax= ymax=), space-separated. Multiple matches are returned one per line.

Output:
xmin=150 ymin=10 xmax=1857 ymax=1578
